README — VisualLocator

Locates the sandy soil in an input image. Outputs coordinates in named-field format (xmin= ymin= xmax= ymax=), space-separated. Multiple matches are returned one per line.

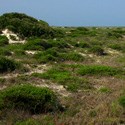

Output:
xmin=2 ymin=29 xmax=25 ymax=44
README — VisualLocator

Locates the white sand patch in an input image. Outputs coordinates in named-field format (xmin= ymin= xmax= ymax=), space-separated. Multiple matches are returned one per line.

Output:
xmin=2 ymin=29 xmax=25 ymax=44
xmin=79 ymin=52 xmax=87 ymax=57
xmin=88 ymin=54 xmax=94 ymax=58
xmin=66 ymin=31 xmax=71 ymax=34
xmin=0 ymin=86 xmax=7 ymax=90
xmin=106 ymin=48 xmax=121 ymax=55
xmin=25 ymin=51 xmax=38 ymax=55
xmin=0 ymin=64 xmax=48 ymax=79
xmin=67 ymin=43 xmax=74 ymax=48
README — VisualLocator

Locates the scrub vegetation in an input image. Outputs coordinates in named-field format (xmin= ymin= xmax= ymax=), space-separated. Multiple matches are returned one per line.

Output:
xmin=0 ymin=13 xmax=125 ymax=124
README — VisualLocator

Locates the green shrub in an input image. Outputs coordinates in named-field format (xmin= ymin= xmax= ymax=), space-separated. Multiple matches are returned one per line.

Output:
xmin=60 ymin=52 xmax=84 ymax=62
xmin=0 ymin=56 xmax=18 ymax=73
xmin=108 ymin=44 xmax=123 ymax=51
xmin=48 ymin=39 xmax=69 ymax=49
xmin=24 ymin=38 xmax=52 ymax=50
xmin=107 ymin=32 xmax=123 ymax=38
xmin=0 ymin=35 xmax=9 ymax=46
xmin=34 ymin=48 xmax=59 ymax=63
xmin=77 ymin=65 xmax=124 ymax=76
xmin=98 ymin=87 xmax=111 ymax=93
xmin=89 ymin=110 xmax=97 ymax=117
xmin=10 ymin=35 xmax=17 ymax=40
xmin=0 ymin=48 xmax=12 ymax=56
xmin=88 ymin=46 xmax=105 ymax=56
xmin=119 ymin=96 xmax=125 ymax=108
xmin=72 ymin=41 xmax=90 ymax=48
xmin=37 ymin=68 xmax=71 ymax=83
xmin=15 ymin=119 xmax=41 ymax=125
xmin=78 ymin=42 xmax=90 ymax=48
xmin=14 ymin=49 xmax=26 ymax=56
xmin=0 ymin=84 xmax=61 ymax=114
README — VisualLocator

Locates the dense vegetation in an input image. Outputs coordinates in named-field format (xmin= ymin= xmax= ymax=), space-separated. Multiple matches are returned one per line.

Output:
xmin=0 ymin=13 xmax=125 ymax=124
xmin=0 ymin=13 xmax=63 ymax=38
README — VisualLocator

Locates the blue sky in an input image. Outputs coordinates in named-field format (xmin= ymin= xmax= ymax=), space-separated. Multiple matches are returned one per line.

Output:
xmin=0 ymin=0 xmax=125 ymax=26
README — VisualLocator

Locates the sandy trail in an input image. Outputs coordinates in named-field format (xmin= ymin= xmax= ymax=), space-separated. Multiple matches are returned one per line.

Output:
xmin=0 ymin=64 xmax=48 ymax=79
xmin=0 ymin=64 xmax=71 ymax=96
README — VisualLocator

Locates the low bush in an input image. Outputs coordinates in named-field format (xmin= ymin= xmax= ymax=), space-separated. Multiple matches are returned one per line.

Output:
xmin=0 ymin=48 xmax=12 ymax=56
xmin=48 ymin=39 xmax=69 ymax=49
xmin=0 ymin=35 xmax=9 ymax=46
xmin=72 ymin=41 xmax=90 ymax=48
xmin=107 ymin=32 xmax=123 ymax=38
xmin=119 ymin=96 xmax=125 ymax=108
xmin=77 ymin=65 xmax=124 ymax=76
xmin=0 ymin=56 xmax=19 ymax=73
xmin=98 ymin=87 xmax=111 ymax=93
xmin=34 ymin=48 xmax=59 ymax=63
xmin=24 ymin=38 xmax=52 ymax=50
xmin=37 ymin=68 xmax=71 ymax=83
xmin=88 ymin=46 xmax=105 ymax=56
xmin=108 ymin=44 xmax=123 ymax=51
xmin=60 ymin=52 xmax=84 ymax=62
xmin=0 ymin=84 xmax=61 ymax=114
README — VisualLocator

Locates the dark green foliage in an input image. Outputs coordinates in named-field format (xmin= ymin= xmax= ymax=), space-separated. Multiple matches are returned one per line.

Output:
xmin=60 ymin=52 xmax=84 ymax=62
xmin=0 ymin=30 xmax=2 ymax=34
xmin=15 ymin=119 xmax=41 ymax=125
xmin=0 ymin=13 xmax=54 ymax=38
xmin=0 ymin=35 xmax=9 ymax=46
xmin=76 ymin=27 xmax=89 ymax=31
xmin=34 ymin=48 xmax=59 ymax=63
xmin=119 ymin=96 xmax=125 ymax=108
xmin=48 ymin=39 xmax=69 ymax=49
xmin=35 ymin=49 xmax=84 ymax=63
xmin=107 ymin=30 xmax=123 ymax=38
xmin=77 ymin=65 xmax=124 ymax=76
xmin=108 ymin=44 xmax=123 ymax=51
xmin=24 ymin=38 xmax=52 ymax=50
xmin=89 ymin=110 xmax=97 ymax=117
xmin=10 ymin=35 xmax=17 ymax=40
xmin=88 ymin=46 xmax=105 ymax=56
xmin=0 ymin=56 xmax=18 ymax=73
xmin=0 ymin=85 xmax=61 ymax=114
xmin=0 ymin=48 xmax=12 ymax=56
xmin=72 ymin=41 xmax=90 ymax=48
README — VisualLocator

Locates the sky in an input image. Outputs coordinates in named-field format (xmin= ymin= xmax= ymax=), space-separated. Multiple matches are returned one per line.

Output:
xmin=0 ymin=0 xmax=125 ymax=26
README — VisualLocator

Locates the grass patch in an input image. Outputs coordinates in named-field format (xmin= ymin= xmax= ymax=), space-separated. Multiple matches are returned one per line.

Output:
xmin=98 ymin=87 xmax=111 ymax=93
xmin=32 ymin=66 xmax=92 ymax=92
